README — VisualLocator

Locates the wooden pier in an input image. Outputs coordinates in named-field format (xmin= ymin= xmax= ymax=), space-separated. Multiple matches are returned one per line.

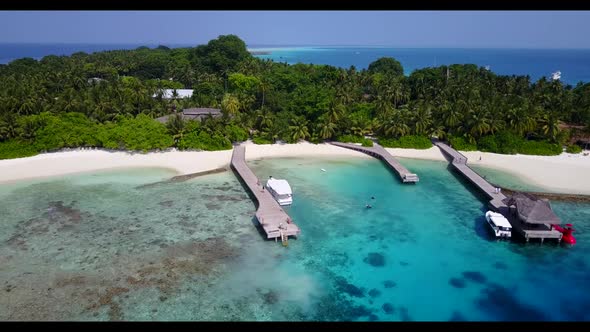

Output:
xmin=434 ymin=140 xmax=562 ymax=242
xmin=330 ymin=142 xmax=419 ymax=183
xmin=230 ymin=145 xmax=300 ymax=241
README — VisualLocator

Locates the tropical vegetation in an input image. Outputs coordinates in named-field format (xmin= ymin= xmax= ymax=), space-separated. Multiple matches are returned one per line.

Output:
xmin=1 ymin=34 xmax=589 ymax=159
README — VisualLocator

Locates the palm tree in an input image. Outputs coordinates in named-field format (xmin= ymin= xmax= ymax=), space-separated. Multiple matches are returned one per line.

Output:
xmin=238 ymin=93 xmax=256 ymax=113
xmin=0 ymin=113 xmax=20 ymax=140
xmin=539 ymin=113 xmax=560 ymax=142
xmin=431 ymin=125 xmax=447 ymax=140
xmin=317 ymin=117 xmax=337 ymax=140
xmin=262 ymin=123 xmax=282 ymax=143
xmin=221 ymin=93 xmax=240 ymax=117
xmin=412 ymin=103 xmax=433 ymax=136
xmin=166 ymin=113 xmax=186 ymax=143
xmin=350 ymin=118 xmax=372 ymax=137
xmin=467 ymin=106 xmax=492 ymax=138
xmin=258 ymin=78 xmax=271 ymax=110
xmin=374 ymin=92 xmax=393 ymax=118
xmin=18 ymin=98 xmax=35 ymax=115
xmin=378 ymin=110 xmax=410 ymax=138
xmin=288 ymin=118 xmax=310 ymax=142
xmin=255 ymin=109 xmax=274 ymax=131
xmin=326 ymin=102 xmax=345 ymax=124
xmin=504 ymin=107 xmax=523 ymax=134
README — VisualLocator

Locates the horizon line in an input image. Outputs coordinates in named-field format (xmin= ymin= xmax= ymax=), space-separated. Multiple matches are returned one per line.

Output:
xmin=2 ymin=42 xmax=590 ymax=50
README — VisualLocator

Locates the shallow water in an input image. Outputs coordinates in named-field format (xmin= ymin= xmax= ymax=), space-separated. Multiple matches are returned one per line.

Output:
xmin=1 ymin=158 xmax=589 ymax=321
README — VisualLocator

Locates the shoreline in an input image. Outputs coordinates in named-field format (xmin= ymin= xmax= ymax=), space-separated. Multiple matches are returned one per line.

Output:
xmin=0 ymin=142 xmax=369 ymax=185
xmin=1 ymin=142 xmax=589 ymax=196
xmin=383 ymin=146 xmax=590 ymax=195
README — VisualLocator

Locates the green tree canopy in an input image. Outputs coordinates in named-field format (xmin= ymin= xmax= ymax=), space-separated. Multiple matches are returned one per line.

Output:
xmin=367 ymin=57 xmax=404 ymax=77
xmin=193 ymin=35 xmax=251 ymax=73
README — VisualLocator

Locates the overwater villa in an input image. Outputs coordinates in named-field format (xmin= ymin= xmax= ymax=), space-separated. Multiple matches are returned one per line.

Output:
xmin=502 ymin=192 xmax=564 ymax=243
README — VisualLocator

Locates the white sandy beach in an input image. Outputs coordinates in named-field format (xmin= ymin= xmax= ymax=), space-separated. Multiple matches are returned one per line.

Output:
xmin=0 ymin=142 xmax=367 ymax=184
xmin=385 ymin=146 xmax=590 ymax=195
xmin=1 ymin=142 xmax=589 ymax=195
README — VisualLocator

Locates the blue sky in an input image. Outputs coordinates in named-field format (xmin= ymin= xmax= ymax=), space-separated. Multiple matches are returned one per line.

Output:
xmin=1 ymin=11 xmax=589 ymax=48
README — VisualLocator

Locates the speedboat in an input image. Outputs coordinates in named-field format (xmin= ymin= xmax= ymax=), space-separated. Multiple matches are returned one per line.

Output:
xmin=266 ymin=177 xmax=293 ymax=206
xmin=552 ymin=223 xmax=576 ymax=245
xmin=485 ymin=211 xmax=512 ymax=239
xmin=552 ymin=71 xmax=561 ymax=81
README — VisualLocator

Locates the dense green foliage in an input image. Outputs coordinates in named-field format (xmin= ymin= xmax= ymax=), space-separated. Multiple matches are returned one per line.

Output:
xmin=336 ymin=134 xmax=373 ymax=147
xmin=177 ymin=130 xmax=231 ymax=151
xmin=336 ymin=134 xmax=366 ymax=144
xmin=518 ymin=140 xmax=562 ymax=156
xmin=566 ymin=144 xmax=583 ymax=154
xmin=1 ymin=35 xmax=589 ymax=160
xmin=98 ymin=114 xmax=174 ymax=152
xmin=476 ymin=130 xmax=562 ymax=155
xmin=368 ymin=57 xmax=404 ymax=77
xmin=449 ymin=136 xmax=478 ymax=151
xmin=361 ymin=140 xmax=374 ymax=147
xmin=252 ymin=136 xmax=272 ymax=145
xmin=0 ymin=140 xmax=39 ymax=159
xmin=34 ymin=112 xmax=100 ymax=150
xmin=379 ymin=135 xmax=432 ymax=149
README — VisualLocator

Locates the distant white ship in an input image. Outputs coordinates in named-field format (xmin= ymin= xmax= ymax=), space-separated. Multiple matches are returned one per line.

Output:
xmin=485 ymin=65 xmax=491 ymax=71
xmin=552 ymin=71 xmax=561 ymax=81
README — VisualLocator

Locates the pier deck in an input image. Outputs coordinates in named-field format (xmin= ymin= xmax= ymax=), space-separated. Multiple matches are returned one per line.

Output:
xmin=434 ymin=140 xmax=562 ymax=242
xmin=330 ymin=142 xmax=419 ymax=183
xmin=230 ymin=145 xmax=300 ymax=240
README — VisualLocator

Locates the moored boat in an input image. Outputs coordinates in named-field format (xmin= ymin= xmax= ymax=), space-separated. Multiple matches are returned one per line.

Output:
xmin=265 ymin=177 xmax=293 ymax=206
xmin=552 ymin=223 xmax=576 ymax=245
xmin=485 ymin=211 xmax=512 ymax=239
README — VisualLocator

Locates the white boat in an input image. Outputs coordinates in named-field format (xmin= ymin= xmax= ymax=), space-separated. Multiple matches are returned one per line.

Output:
xmin=266 ymin=177 xmax=293 ymax=206
xmin=485 ymin=211 xmax=512 ymax=239
xmin=552 ymin=71 xmax=561 ymax=81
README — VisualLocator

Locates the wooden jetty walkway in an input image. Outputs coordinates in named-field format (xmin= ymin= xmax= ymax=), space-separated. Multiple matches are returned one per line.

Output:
xmin=230 ymin=145 xmax=300 ymax=242
xmin=433 ymin=140 xmax=562 ymax=243
xmin=330 ymin=142 xmax=419 ymax=183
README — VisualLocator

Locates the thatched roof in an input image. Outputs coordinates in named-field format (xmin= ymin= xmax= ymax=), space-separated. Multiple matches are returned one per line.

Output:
xmin=502 ymin=192 xmax=562 ymax=224
xmin=155 ymin=108 xmax=222 ymax=124
xmin=182 ymin=108 xmax=221 ymax=116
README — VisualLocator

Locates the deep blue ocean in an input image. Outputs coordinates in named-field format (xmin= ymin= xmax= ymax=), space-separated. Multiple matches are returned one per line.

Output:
xmin=1 ymin=44 xmax=590 ymax=85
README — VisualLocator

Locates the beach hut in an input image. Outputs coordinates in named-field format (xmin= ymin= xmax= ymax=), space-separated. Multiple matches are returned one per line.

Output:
xmin=502 ymin=192 xmax=562 ymax=226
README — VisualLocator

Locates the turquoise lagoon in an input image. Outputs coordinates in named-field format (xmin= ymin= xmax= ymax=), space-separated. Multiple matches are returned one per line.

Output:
xmin=252 ymin=47 xmax=590 ymax=85
xmin=0 ymin=157 xmax=589 ymax=321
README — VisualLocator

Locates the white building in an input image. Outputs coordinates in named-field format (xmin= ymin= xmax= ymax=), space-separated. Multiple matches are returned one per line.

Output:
xmin=153 ymin=89 xmax=194 ymax=99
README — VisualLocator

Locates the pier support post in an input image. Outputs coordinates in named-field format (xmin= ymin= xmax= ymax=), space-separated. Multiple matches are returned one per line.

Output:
xmin=541 ymin=238 xmax=544 ymax=244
